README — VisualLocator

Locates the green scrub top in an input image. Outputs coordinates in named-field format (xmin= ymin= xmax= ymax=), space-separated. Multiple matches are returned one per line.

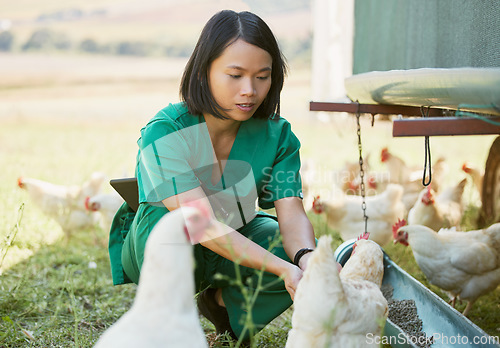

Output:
xmin=109 ymin=102 xmax=303 ymax=286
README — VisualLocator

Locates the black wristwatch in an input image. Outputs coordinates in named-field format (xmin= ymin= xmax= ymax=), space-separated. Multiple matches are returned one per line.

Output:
xmin=293 ymin=248 xmax=314 ymax=267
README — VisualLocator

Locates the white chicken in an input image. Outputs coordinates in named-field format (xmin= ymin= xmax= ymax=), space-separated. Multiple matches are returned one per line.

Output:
xmin=380 ymin=149 xmax=449 ymax=211
xmin=462 ymin=162 xmax=484 ymax=204
xmin=312 ymin=184 xmax=406 ymax=245
xmin=393 ymin=219 xmax=500 ymax=316
xmin=408 ymin=178 xmax=467 ymax=231
xmin=338 ymin=154 xmax=371 ymax=195
xmin=94 ymin=203 xmax=211 ymax=348
xmin=300 ymin=158 xmax=317 ymax=209
xmin=79 ymin=172 xmax=107 ymax=203
xmin=286 ymin=234 xmax=388 ymax=348
xmin=85 ymin=192 xmax=124 ymax=232
xmin=17 ymin=172 xmax=106 ymax=238
xmin=430 ymin=157 xmax=448 ymax=194
xmin=380 ymin=147 xmax=413 ymax=184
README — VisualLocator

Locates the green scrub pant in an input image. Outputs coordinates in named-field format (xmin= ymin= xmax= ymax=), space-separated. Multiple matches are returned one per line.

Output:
xmin=121 ymin=204 xmax=293 ymax=341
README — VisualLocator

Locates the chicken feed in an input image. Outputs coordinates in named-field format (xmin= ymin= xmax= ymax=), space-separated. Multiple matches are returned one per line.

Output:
xmin=381 ymin=284 xmax=433 ymax=348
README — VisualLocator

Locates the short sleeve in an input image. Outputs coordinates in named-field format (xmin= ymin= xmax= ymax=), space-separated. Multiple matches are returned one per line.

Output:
xmin=137 ymin=120 xmax=210 ymax=204
xmin=258 ymin=122 xmax=303 ymax=209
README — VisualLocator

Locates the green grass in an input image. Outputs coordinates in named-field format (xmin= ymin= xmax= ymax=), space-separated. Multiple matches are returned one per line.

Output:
xmin=0 ymin=56 xmax=499 ymax=346
xmin=0 ymin=229 xmax=136 ymax=347
xmin=2 ymin=204 xmax=497 ymax=347
xmin=0 ymin=116 xmax=139 ymax=346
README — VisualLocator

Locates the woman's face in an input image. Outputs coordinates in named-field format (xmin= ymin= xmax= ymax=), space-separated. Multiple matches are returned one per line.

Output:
xmin=207 ymin=39 xmax=272 ymax=122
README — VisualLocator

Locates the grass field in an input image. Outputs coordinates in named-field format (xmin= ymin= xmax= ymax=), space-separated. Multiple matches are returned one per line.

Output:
xmin=0 ymin=52 xmax=499 ymax=347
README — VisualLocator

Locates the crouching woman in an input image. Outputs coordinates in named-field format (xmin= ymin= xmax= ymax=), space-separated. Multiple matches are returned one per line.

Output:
xmin=108 ymin=10 xmax=316 ymax=343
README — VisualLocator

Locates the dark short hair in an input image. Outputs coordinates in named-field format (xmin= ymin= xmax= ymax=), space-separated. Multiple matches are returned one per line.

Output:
xmin=180 ymin=10 xmax=288 ymax=119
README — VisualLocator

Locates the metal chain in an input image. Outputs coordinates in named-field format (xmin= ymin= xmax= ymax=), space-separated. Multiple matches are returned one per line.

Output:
xmin=355 ymin=102 xmax=369 ymax=233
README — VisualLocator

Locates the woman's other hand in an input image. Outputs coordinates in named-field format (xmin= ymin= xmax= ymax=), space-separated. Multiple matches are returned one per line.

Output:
xmin=282 ymin=264 xmax=303 ymax=301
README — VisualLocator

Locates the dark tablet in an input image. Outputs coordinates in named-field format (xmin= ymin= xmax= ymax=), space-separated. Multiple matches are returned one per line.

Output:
xmin=109 ymin=177 xmax=139 ymax=212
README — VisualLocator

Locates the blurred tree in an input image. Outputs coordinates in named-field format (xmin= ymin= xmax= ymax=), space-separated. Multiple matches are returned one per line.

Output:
xmin=0 ymin=31 xmax=14 ymax=51
xmin=116 ymin=41 xmax=150 ymax=56
xmin=281 ymin=34 xmax=312 ymax=62
xmin=22 ymin=28 xmax=72 ymax=51
xmin=164 ymin=43 xmax=193 ymax=58
xmin=80 ymin=38 xmax=99 ymax=53
xmin=244 ymin=0 xmax=309 ymax=14
xmin=53 ymin=33 xmax=71 ymax=50
xmin=22 ymin=28 xmax=53 ymax=50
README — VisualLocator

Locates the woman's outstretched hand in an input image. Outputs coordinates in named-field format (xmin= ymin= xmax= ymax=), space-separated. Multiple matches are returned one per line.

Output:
xmin=282 ymin=264 xmax=303 ymax=301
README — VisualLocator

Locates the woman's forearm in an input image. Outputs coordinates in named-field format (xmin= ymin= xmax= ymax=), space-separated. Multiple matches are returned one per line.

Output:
xmin=279 ymin=214 xmax=316 ymax=264
xmin=162 ymin=188 xmax=294 ymax=278
xmin=200 ymin=220 xmax=293 ymax=278
xmin=274 ymin=197 xmax=316 ymax=270
xmin=275 ymin=198 xmax=316 ymax=257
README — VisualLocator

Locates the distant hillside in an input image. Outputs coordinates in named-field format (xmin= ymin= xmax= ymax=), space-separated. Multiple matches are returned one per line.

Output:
xmin=0 ymin=0 xmax=311 ymax=60
xmin=1 ymin=0 xmax=309 ymax=19
xmin=1 ymin=0 xmax=311 ymax=39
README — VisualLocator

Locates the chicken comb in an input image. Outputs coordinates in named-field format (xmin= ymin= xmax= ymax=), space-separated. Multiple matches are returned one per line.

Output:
xmin=392 ymin=218 xmax=407 ymax=238
xmin=357 ymin=231 xmax=370 ymax=241
xmin=17 ymin=177 xmax=24 ymax=188
xmin=348 ymin=181 xmax=358 ymax=191
xmin=368 ymin=176 xmax=377 ymax=189
xmin=462 ymin=162 xmax=471 ymax=173
xmin=182 ymin=200 xmax=211 ymax=220
xmin=423 ymin=185 xmax=433 ymax=199
xmin=380 ymin=147 xmax=389 ymax=162
xmin=352 ymin=231 xmax=370 ymax=253
xmin=312 ymin=196 xmax=323 ymax=214
xmin=84 ymin=197 xmax=90 ymax=210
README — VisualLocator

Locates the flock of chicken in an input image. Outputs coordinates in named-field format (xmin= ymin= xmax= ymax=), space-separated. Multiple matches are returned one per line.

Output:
xmin=287 ymin=233 xmax=388 ymax=348
xmin=308 ymin=147 xmax=472 ymax=243
xmin=15 ymin=146 xmax=500 ymax=347
xmin=91 ymin=202 xmax=390 ymax=348
xmin=305 ymin=148 xmax=500 ymax=318
xmin=17 ymin=172 xmax=124 ymax=239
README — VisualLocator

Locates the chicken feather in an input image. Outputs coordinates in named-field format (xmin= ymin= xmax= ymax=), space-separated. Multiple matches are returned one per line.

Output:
xmin=287 ymin=236 xmax=387 ymax=348
xmin=17 ymin=172 xmax=105 ymax=238
xmin=312 ymin=184 xmax=405 ymax=245
xmin=394 ymin=222 xmax=500 ymax=316
xmin=95 ymin=206 xmax=210 ymax=348
xmin=408 ymin=178 xmax=466 ymax=231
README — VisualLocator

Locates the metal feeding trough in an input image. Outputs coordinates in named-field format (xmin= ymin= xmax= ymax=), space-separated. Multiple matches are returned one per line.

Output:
xmin=334 ymin=240 xmax=500 ymax=348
